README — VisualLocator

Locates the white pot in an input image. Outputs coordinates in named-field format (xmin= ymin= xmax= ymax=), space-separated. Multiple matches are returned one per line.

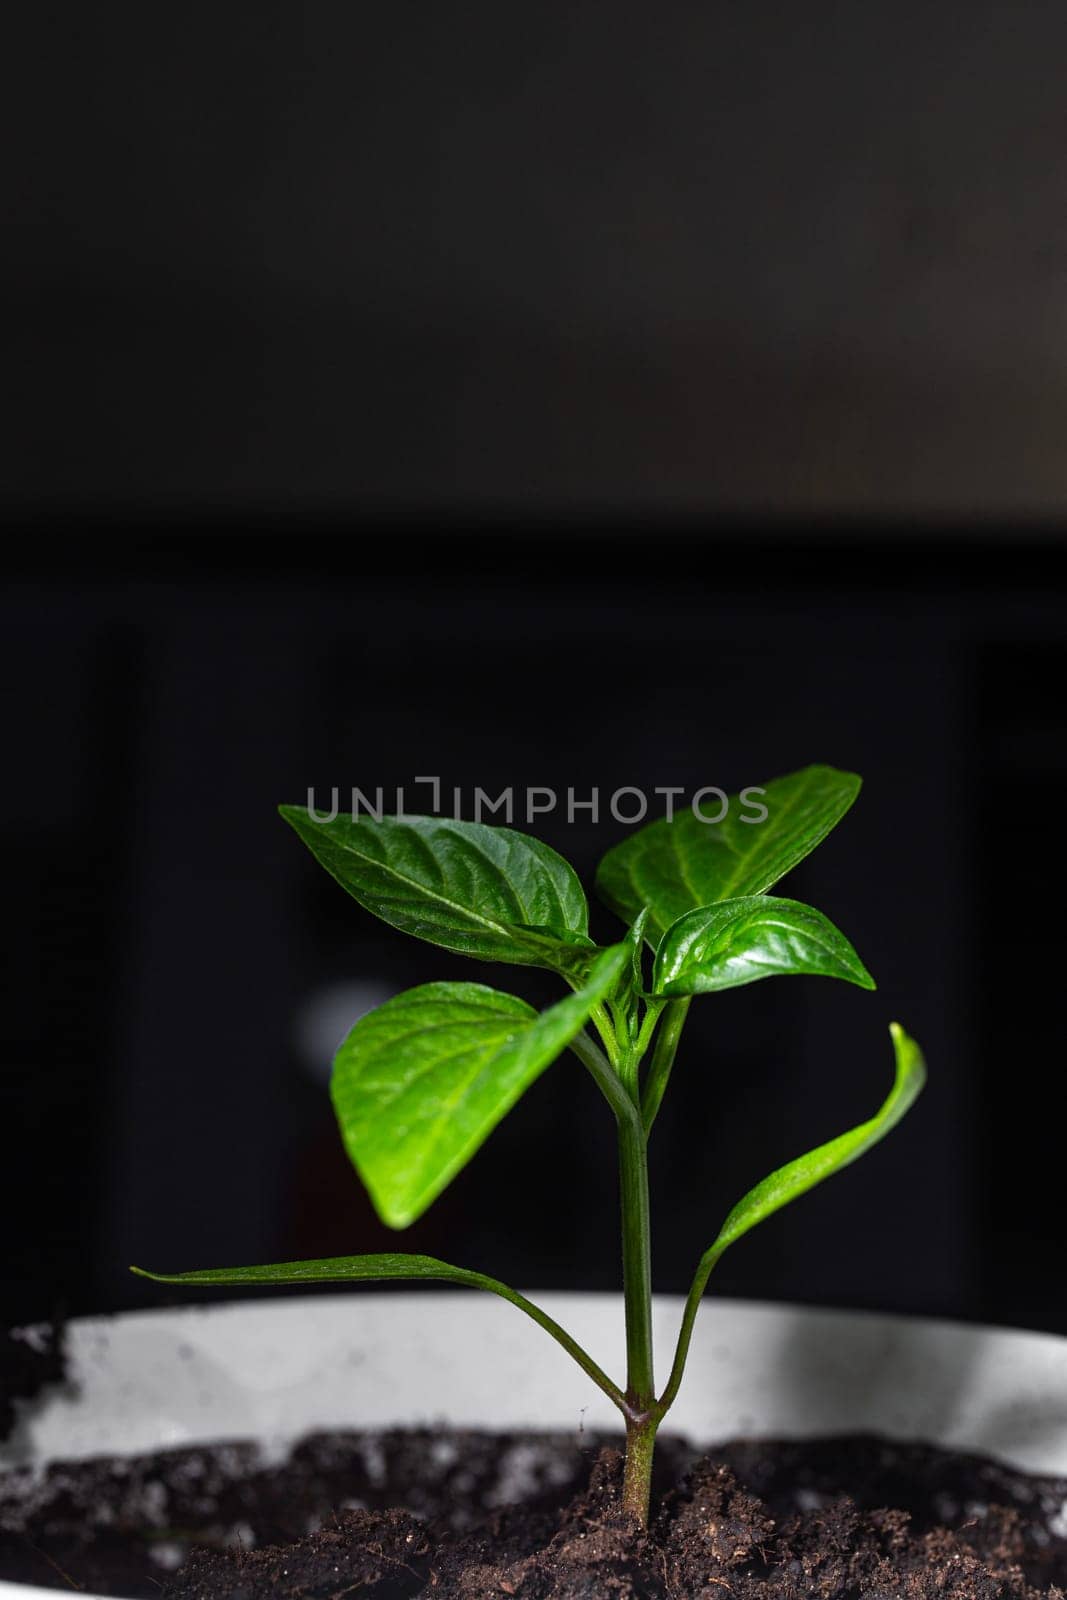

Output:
xmin=3 ymin=1293 xmax=1067 ymax=1599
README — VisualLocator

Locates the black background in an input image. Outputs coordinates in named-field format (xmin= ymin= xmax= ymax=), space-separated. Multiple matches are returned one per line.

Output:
xmin=3 ymin=6 xmax=1066 ymax=1341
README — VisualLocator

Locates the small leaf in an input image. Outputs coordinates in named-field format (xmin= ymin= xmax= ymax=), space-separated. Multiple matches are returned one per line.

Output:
xmin=331 ymin=943 xmax=628 ymax=1227
xmin=130 ymin=1254 xmax=626 ymax=1409
xmin=595 ymin=765 xmax=861 ymax=940
xmin=132 ymin=1252 xmax=502 ymax=1290
xmin=652 ymin=896 xmax=875 ymax=996
xmin=624 ymin=907 xmax=651 ymax=980
xmin=709 ymin=1023 xmax=925 ymax=1259
xmin=280 ymin=808 xmax=594 ymax=971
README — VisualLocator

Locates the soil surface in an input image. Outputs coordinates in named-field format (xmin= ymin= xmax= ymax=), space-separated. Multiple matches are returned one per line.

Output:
xmin=2 ymin=1427 xmax=1066 ymax=1598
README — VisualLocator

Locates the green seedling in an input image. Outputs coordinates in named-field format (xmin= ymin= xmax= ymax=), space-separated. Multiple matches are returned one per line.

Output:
xmin=134 ymin=764 xmax=925 ymax=1525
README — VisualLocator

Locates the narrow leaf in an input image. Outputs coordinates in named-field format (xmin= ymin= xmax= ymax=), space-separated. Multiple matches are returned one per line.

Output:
xmin=131 ymin=1254 xmax=626 ymax=1410
xmin=711 ymin=1022 xmax=924 ymax=1257
xmin=280 ymin=808 xmax=593 ymax=970
xmin=331 ymin=943 xmax=628 ymax=1227
xmin=595 ymin=765 xmax=861 ymax=940
xmin=652 ymin=895 xmax=875 ymax=996
xmin=132 ymin=1252 xmax=505 ymax=1289
xmin=618 ymin=906 xmax=651 ymax=1012
xmin=656 ymin=1024 xmax=926 ymax=1420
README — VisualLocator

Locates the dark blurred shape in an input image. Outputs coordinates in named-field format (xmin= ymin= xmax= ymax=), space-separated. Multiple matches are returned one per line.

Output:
xmin=6 ymin=5 xmax=1067 ymax=512
xmin=4 ymin=6 xmax=1067 ymax=1338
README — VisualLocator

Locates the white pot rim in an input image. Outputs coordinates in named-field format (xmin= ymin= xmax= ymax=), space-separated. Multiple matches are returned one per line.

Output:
xmin=3 ymin=1293 xmax=1067 ymax=1599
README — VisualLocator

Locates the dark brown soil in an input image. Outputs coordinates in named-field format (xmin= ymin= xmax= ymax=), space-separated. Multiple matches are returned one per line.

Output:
xmin=2 ymin=1428 xmax=1066 ymax=1599
xmin=0 ymin=1322 xmax=66 ymax=1443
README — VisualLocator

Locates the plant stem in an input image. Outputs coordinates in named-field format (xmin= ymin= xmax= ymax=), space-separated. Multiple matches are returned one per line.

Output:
xmin=135 ymin=1255 xmax=629 ymax=1413
xmin=433 ymin=1267 xmax=633 ymax=1416
xmin=617 ymin=1092 xmax=655 ymax=1520
xmin=633 ymin=996 xmax=666 ymax=1062
xmin=618 ymin=1114 xmax=653 ymax=1399
xmin=623 ymin=1411 xmax=659 ymax=1524
xmin=641 ymin=998 xmax=691 ymax=1132
xmin=654 ymin=1241 xmax=724 ymax=1420
xmin=588 ymin=1001 xmax=621 ymax=1065
xmin=573 ymin=1025 xmax=660 ymax=1523
xmin=568 ymin=1030 xmax=634 ymax=1124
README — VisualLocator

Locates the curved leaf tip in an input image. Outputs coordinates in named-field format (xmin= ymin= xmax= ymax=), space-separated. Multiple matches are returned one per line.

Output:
xmin=595 ymin=765 xmax=863 ymax=939
xmin=279 ymin=807 xmax=591 ymax=972
xmin=711 ymin=1020 xmax=926 ymax=1258
xmin=651 ymin=895 xmax=875 ymax=997
xmin=885 ymin=1021 xmax=926 ymax=1115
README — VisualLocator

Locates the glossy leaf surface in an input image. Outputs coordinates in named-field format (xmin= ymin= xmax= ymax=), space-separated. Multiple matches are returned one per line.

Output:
xmin=280 ymin=808 xmax=593 ymax=970
xmin=710 ymin=1023 xmax=924 ymax=1257
xmin=331 ymin=943 xmax=628 ymax=1227
xmin=595 ymin=765 xmax=861 ymax=939
xmin=652 ymin=895 xmax=874 ymax=996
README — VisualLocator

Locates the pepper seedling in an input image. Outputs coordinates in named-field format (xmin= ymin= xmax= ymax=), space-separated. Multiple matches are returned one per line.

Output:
xmin=134 ymin=764 xmax=925 ymax=1526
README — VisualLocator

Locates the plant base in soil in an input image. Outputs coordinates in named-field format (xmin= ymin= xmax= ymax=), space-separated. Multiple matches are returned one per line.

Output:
xmin=2 ymin=1428 xmax=1066 ymax=1598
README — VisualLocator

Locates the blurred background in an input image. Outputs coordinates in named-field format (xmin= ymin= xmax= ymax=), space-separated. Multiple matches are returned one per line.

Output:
xmin=3 ymin=5 xmax=1066 ymax=1340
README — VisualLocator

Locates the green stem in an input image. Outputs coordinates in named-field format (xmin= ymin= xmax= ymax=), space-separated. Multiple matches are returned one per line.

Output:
xmin=617 ymin=1099 xmax=655 ymax=1471
xmin=573 ymin=1024 xmax=659 ymax=1525
xmin=568 ymin=1030 xmax=634 ymax=1125
xmin=573 ymin=1032 xmax=655 ymax=1412
xmin=633 ymin=996 xmax=666 ymax=1062
xmin=641 ymin=998 xmax=691 ymax=1133
xmin=474 ymin=1275 xmax=630 ymax=1416
xmin=622 ymin=1412 xmax=659 ymax=1523
xmin=133 ymin=1255 xmax=629 ymax=1415
xmin=588 ymin=1001 xmax=621 ymax=1065
xmin=653 ymin=1240 xmax=725 ymax=1421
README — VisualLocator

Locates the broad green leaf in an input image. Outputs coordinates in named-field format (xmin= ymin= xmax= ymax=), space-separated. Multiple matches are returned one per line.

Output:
xmin=331 ymin=943 xmax=628 ymax=1227
xmin=280 ymin=808 xmax=594 ymax=971
xmin=709 ymin=1023 xmax=924 ymax=1259
xmin=595 ymin=765 xmax=861 ymax=940
xmin=130 ymin=1254 xmax=626 ymax=1408
xmin=652 ymin=895 xmax=874 ymax=996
